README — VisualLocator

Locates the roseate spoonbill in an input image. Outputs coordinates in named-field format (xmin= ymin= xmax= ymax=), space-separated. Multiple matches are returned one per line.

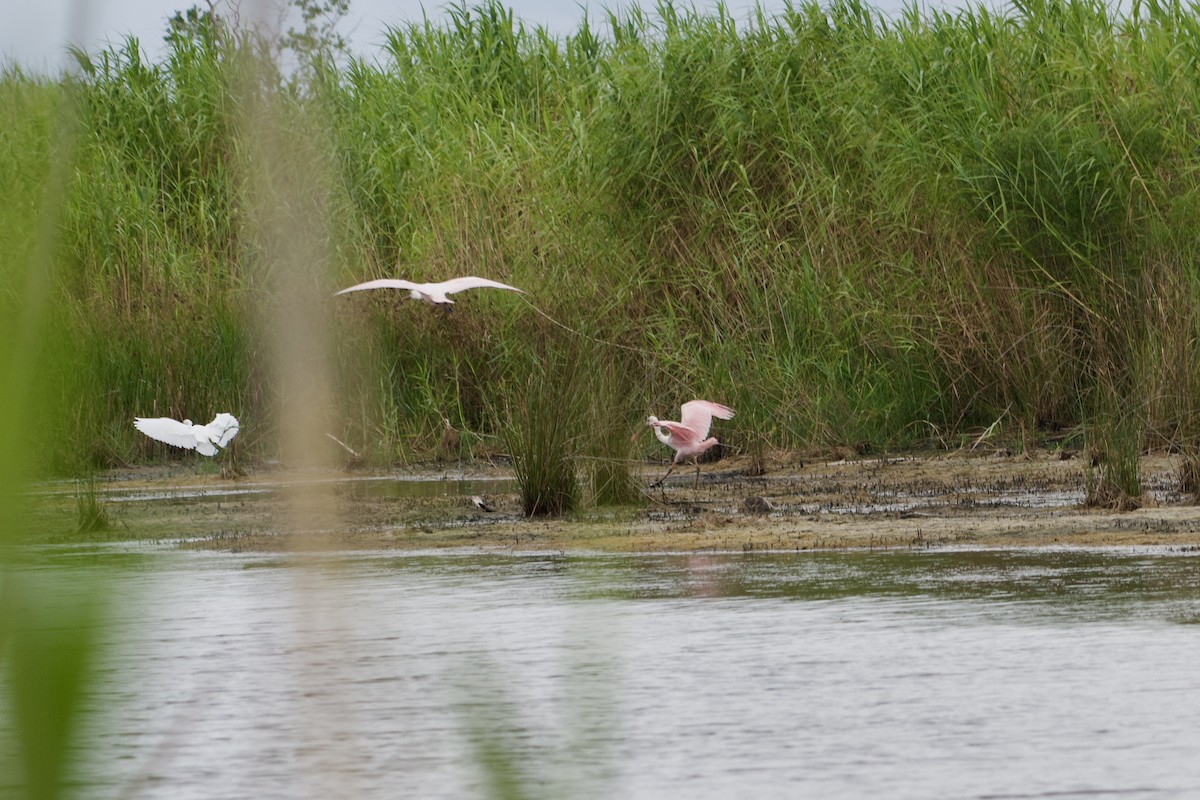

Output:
xmin=335 ymin=276 xmax=524 ymax=309
xmin=635 ymin=400 xmax=735 ymax=488
xmin=134 ymin=413 xmax=240 ymax=456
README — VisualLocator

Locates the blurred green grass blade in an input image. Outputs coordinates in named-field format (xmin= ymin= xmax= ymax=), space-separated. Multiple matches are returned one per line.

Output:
xmin=3 ymin=577 xmax=104 ymax=800
xmin=1 ymin=42 xmax=106 ymax=800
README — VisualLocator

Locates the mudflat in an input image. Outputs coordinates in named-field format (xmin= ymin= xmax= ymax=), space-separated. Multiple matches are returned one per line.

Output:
xmin=27 ymin=449 xmax=1200 ymax=552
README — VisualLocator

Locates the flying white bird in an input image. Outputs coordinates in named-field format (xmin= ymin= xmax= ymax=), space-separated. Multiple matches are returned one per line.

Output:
xmin=134 ymin=413 xmax=240 ymax=456
xmin=335 ymin=276 xmax=525 ymax=308
xmin=635 ymin=400 xmax=735 ymax=488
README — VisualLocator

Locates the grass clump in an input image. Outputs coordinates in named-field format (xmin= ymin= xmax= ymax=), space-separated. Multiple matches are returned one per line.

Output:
xmin=1085 ymin=394 xmax=1143 ymax=511
xmin=501 ymin=341 xmax=582 ymax=517
xmin=74 ymin=474 xmax=112 ymax=534
xmin=1177 ymin=447 xmax=1200 ymax=500
xmin=1086 ymin=448 xmax=1142 ymax=512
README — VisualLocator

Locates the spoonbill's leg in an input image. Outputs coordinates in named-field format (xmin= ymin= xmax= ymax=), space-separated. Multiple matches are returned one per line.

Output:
xmin=649 ymin=461 xmax=678 ymax=488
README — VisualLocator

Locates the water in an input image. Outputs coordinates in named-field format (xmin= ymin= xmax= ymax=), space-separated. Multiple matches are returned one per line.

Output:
xmin=90 ymin=476 xmax=519 ymax=504
xmin=6 ymin=547 xmax=1200 ymax=799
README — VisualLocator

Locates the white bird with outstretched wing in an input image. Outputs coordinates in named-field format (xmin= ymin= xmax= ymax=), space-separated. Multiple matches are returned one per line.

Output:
xmin=335 ymin=276 xmax=524 ymax=306
xmin=134 ymin=413 xmax=240 ymax=456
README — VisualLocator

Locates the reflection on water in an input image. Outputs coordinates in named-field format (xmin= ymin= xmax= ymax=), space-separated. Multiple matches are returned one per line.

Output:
xmin=6 ymin=547 xmax=1200 ymax=799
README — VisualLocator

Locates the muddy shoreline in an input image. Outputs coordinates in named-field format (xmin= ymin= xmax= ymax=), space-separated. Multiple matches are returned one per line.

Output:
xmin=24 ymin=449 xmax=1200 ymax=552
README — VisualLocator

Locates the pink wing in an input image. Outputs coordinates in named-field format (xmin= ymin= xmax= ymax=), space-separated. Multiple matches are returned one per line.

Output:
xmin=679 ymin=400 xmax=735 ymax=440
xmin=335 ymin=278 xmax=419 ymax=295
xmin=437 ymin=276 xmax=524 ymax=295
xmin=654 ymin=420 xmax=703 ymax=450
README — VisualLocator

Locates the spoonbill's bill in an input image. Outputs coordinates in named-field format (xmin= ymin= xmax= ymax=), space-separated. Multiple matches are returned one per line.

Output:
xmin=635 ymin=400 xmax=735 ymax=488
xmin=335 ymin=276 xmax=524 ymax=308
xmin=134 ymin=413 xmax=240 ymax=456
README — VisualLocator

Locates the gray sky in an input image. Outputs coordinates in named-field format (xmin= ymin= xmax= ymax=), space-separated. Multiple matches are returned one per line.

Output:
xmin=1 ymin=0 xmax=946 ymax=73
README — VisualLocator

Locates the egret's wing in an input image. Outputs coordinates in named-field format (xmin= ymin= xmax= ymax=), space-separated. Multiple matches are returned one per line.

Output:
xmin=205 ymin=413 xmax=240 ymax=448
xmin=437 ymin=276 xmax=524 ymax=295
xmin=679 ymin=400 xmax=735 ymax=439
xmin=335 ymin=278 xmax=420 ymax=296
xmin=134 ymin=417 xmax=200 ymax=450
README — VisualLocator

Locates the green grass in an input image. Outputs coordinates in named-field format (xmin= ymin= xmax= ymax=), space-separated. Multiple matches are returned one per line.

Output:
xmin=3 ymin=0 xmax=1200 ymax=483
xmin=2 ymin=60 xmax=109 ymax=800
xmin=74 ymin=474 xmax=113 ymax=534
xmin=499 ymin=339 xmax=583 ymax=516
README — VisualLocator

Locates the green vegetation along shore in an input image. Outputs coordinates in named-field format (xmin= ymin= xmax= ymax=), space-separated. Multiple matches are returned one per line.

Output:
xmin=3 ymin=0 xmax=1200 ymax=507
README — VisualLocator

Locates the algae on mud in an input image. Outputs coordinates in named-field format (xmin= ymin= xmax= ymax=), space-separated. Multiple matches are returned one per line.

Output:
xmin=22 ymin=449 xmax=1200 ymax=552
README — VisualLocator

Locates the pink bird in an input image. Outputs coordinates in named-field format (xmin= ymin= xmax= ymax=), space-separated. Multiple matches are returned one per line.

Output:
xmin=635 ymin=400 xmax=735 ymax=488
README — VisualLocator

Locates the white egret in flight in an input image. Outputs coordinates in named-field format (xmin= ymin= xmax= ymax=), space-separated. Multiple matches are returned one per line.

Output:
xmin=335 ymin=276 xmax=524 ymax=308
xmin=134 ymin=413 xmax=240 ymax=456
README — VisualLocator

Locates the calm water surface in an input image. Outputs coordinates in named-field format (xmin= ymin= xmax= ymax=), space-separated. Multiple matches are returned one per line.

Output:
xmin=8 ymin=546 xmax=1200 ymax=799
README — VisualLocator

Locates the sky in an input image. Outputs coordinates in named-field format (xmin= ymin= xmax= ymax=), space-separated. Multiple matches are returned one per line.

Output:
xmin=1 ymin=0 xmax=944 ymax=73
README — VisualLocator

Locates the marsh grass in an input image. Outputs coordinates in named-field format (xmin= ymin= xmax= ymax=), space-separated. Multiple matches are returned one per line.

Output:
xmin=500 ymin=340 xmax=581 ymax=517
xmin=1086 ymin=445 xmax=1143 ymax=511
xmin=4 ymin=0 xmax=1200 ymax=477
xmin=1178 ymin=446 xmax=1200 ymax=499
xmin=1085 ymin=392 xmax=1144 ymax=510
xmin=74 ymin=474 xmax=112 ymax=534
xmin=577 ymin=346 xmax=645 ymax=507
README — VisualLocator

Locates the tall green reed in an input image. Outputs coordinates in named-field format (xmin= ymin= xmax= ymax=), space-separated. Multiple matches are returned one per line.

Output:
xmin=1 ymin=53 xmax=108 ymax=800
xmin=7 ymin=0 xmax=1200 ymax=475
xmin=499 ymin=335 xmax=582 ymax=516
